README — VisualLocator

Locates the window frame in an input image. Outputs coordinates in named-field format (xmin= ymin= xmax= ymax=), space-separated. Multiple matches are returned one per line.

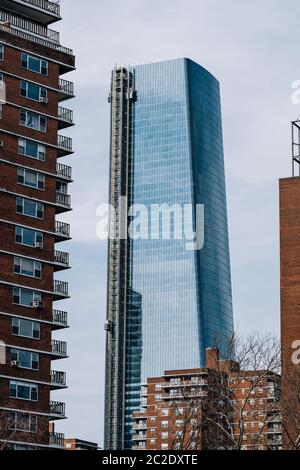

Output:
xmin=16 ymin=196 xmax=44 ymax=220
xmin=21 ymin=52 xmax=48 ymax=76
xmin=12 ymin=317 xmax=40 ymax=340
xmin=20 ymin=80 xmax=47 ymax=103
xmin=17 ymin=167 xmax=45 ymax=191
xmin=11 ymin=348 xmax=39 ymax=371
xmin=18 ymin=138 xmax=46 ymax=161
xmin=9 ymin=380 xmax=38 ymax=402
xmin=15 ymin=226 xmax=43 ymax=248
xmin=13 ymin=287 xmax=41 ymax=308
xmin=14 ymin=256 xmax=42 ymax=279
xmin=19 ymin=109 xmax=47 ymax=133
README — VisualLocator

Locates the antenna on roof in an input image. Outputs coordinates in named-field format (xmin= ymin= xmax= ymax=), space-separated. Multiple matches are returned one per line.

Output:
xmin=292 ymin=120 xmax=300 ymax=177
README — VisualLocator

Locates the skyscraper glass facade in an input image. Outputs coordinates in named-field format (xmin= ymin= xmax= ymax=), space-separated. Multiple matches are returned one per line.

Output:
xmin=105 ymin=58 xmax=234 ymax=449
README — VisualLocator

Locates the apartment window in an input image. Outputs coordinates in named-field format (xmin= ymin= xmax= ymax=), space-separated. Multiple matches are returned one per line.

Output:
xmin=175 ymin=408 xmax=183 ymax=416
xmin=16 ymin=197 xmax=44 ymax=219
xmin=155 ymin=395 xmax=161 ymax=401
xmin=150 ymin=428 xmax=155 ymax=433
xmin=150 ymin=417 xmax=156 ymax=423
xmin=12 ymin=318 xmax=40 ymax=340
xmin=9 ymin=412 xmax=37 ymax=433
xmin=161 ymin=421 xmax=168 ymax=428
xmin=0 ymin=44 xmax=4 ymax=61
xmin=17 ymin=168 xmax=45 ymax=190
xmin=18 ymin=138 xmax=46 ymax=161
xmin=150 ymin=439 xmax=156 ymax=445
xmin=15 ymin=226 xmax=43 ymax=248
xmin=161 ymin=444 xmax=168 ymax=450
xmin=161 ymin=409 xmax=169 ymax=416
xmin=14 ymin=256 xmax=42 ymax=279
xmin=9 ymin=380 xmax=38 ymax=401
xmin=13 ymin=287 xmax=41 ymax=308
xmin=161 ymin=432 xmax=168 ymax=440
xmin=20 ymin=80 xmax=47 ymax=102
xmin=176 ymin=420 xmax=183 ymax=427
xmin=21 ymin=53 xmax=48 ymax=76
xmin=11 ymin=349 xmax=39 ymax=371
xmin=155 ymin=383 xmax=162 ymax=390
xmin=20 ymin=110 xmax=47 ymax=132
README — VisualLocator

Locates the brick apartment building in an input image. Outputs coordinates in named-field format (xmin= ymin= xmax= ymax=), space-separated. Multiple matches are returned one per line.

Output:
xmin=132 ymin=349 xmax=282 ymax=451
xmin=0 ymin=0 xmax=74 ymax=449
xmin=280 ymin=132 xmax=300 ymax=449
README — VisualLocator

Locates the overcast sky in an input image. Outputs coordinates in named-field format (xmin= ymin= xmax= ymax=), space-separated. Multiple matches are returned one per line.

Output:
xmin=51 ymin=0 xmax=300 ymax=446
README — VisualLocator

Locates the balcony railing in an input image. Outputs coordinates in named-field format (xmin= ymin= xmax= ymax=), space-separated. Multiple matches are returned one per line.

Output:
xmin=57 ymin=134 xmax=73 ymax=153
xmin=132 ymin=434 xmax=147 ymax=441
xmin=51 ymin=339 xmax=67 ymax=357
xmin=50 ymin=400 xmax=65 ymax=417
xmin=0 ymin=23 xmax=72 ymax=55
xmin=132 ymin=423 xmax=147 ymax=430
xmin=54 ymin=250 xmax=69 ymax=266
xmin=51 ymin=369 xmax=66 ymax=386
xmin=52 ymin=309 xmax=68 ymax=326
xmin=53 ymin=280 xmax=68 ymax=296
xmin=0 ymin=9 xmax=60 ymax=42
xmin=21 ymin=0 xmax=60 ymax=17
xmin=49 ymin=432 xmax=64 ymax=448
xmin=58 ymin=106 xmax=74 ymax=124
xmin=59 ymin=78 xmax=74 ymax=96
xmin=56 ymin=162 xmax=72 ymax=180
xmin=55 ymin=220 xmax=70 ymax=238
xmin=56 ymin=191 xmax=71 ymax=209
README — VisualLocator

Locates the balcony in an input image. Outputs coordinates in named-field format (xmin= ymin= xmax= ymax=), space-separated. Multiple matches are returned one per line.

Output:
xmin=53 ymin=280 xmax=69 ymax=298
xmin=56 ymin=162 xmax=72 ymax=181
xmin=49 ymin=432 xmax=65 ymax=448
xmin=50 ymin=400 xmax=66 ymax=419
xmin=132 ymin=422 xmax=147 ymax=430
xmin=54 ymin=250 xmax=70 ymax=270
xmin=132 ymin=434 xmax=147 ymax=441
xmin=54 ymin=220 xmax=70 ymax=241
xmin=0 ymin=0 xmax=60 ymax=26
xmin=0 ymin=9 xmax=59 ymax=42
xmin=0 ymin=23 xmax=73 ymax=56
xmin=57 ymin=134 xmax=73 ymax=157
xmin=51 ymin=339 xmax=67 ymax=357
xmin=59 ymin=78 xmax=74 ymax=101
xmin=52 ymin=309 xmax=68 ymax=329
xmin=57 ymin=106 xmax=74 ymax=129
xmin=50 ymin=369 xmax=66 ymax=388
xmin=56 ymin=191 xmax=71 ymax=212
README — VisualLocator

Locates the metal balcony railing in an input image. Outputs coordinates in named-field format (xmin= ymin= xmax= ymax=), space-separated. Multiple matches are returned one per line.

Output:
xmin=51 ymin=339 xmax=67 ymax=356
xmin=54 ymin=250 xmax=69 ymax=266
xmin=57 ymin=134 xmax=73 ymax=152
xmin=53 ymin=280 xmax=68 ymax=296
xmin=0 ymin=9 xmax=60 ymax=42
xmin=21 ymin=0 xmax=60 ymax=17
xmin=49 ymin=432 xmax=64 ymax=448
xmin=0 ymin=23 xmax=72 ymax=55
xmin=52 ymin=309 xmax=68 ymax=326
xmin=50 ymin=400 xmax=65 ymax=417
xmin=56 ymin=162 xmax=72 ymax=180
xmin=55 ymin=220 xmax=70 ymax=238
xmin=58 ymin=106 xmax=73 ymax=124
xmin=56 ymin=191 xmax=71 ymax=208
xmin=59 ymin=78 xmax=74 ymax=96
xmin=51 ymin=369 xmax=66 ymax=386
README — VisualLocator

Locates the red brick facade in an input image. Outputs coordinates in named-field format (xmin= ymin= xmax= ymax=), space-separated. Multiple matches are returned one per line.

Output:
xmin=0 ymin=0 xmax=74 ymax=450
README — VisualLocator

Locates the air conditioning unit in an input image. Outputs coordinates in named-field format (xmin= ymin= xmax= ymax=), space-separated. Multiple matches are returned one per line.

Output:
xmin=11 ymin=360 xmax=20 ymax=367
xmin=32 ymin=300 xmax=45 ymax=309
xmin=35 ymin=241 xmax=43 ymax=249
xmin=40 ymin=96 xmax=48 ymax=104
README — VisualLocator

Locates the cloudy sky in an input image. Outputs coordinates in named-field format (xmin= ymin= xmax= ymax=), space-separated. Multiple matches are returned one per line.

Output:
xmin=51 ymin=0 xmax=300 ymax=446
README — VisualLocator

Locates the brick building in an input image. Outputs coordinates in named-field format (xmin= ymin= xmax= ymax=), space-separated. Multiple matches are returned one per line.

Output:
xmin=0 ymin=0 xmax=74 ymax=449
xmin=132 ymin=349 xmax=282 ymax=451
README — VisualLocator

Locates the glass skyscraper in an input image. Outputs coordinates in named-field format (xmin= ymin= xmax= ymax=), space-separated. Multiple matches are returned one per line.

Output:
xmin=104 ymin=58 xmax=234 ymax=449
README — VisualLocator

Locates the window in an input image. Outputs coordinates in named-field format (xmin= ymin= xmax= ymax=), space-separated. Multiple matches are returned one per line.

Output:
xmin=176 ymin=420 xmax=183 ymax=427
xmin=175 ymin=408 xmax=183 ymax=416
xmin=161 ymin=444 xmax=168 ymax=450
xmin=12 ymin=318 xmax=40 ymax=340
xmin=21 ymin=53 xmax=48 ymax=76
xmin=150 ymin=417 xmax=156 ymax=423
xmin=9 ymin=380 xmax=38 ymax=401
xmin=155 ymin=383 xmax=162 ymax=390
xmin=150 ymin=439 xmax=155 ymax=445
xmin=18 ymin=138 xmax=46 ymax=161
xmin=15 ymin=226 xmax=43 ymax=248
xmin=20 ymin=80 xmax=47 ymax=102
xmin=161 ymin=432 xmax=168 ymax=440
xmin=155 ymin=395 xmax=161 ymax=401
xmin=17 ymin=168 xmax=45 ymax=190
xmin=20 ymin=110 xmax=47 ymax=132
xmin=0 ymin=44 xmax=4 ymax=61
xmin=16 ymin=197 xmax=44 ymax=219
xmin=161 ymin=421 xmax=168 ymax=428
xmin=14 ymin=256 xmax=42 ymax=279
xmin=161 ymin=409 xmax=169 ymax=416
xmin=11 ymin=349 xmax=39 ymax=370
xmin=13 ymin=287 xmax=41 ymax=308
xmin=9 ymin=412 xmax=37 ymax=433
